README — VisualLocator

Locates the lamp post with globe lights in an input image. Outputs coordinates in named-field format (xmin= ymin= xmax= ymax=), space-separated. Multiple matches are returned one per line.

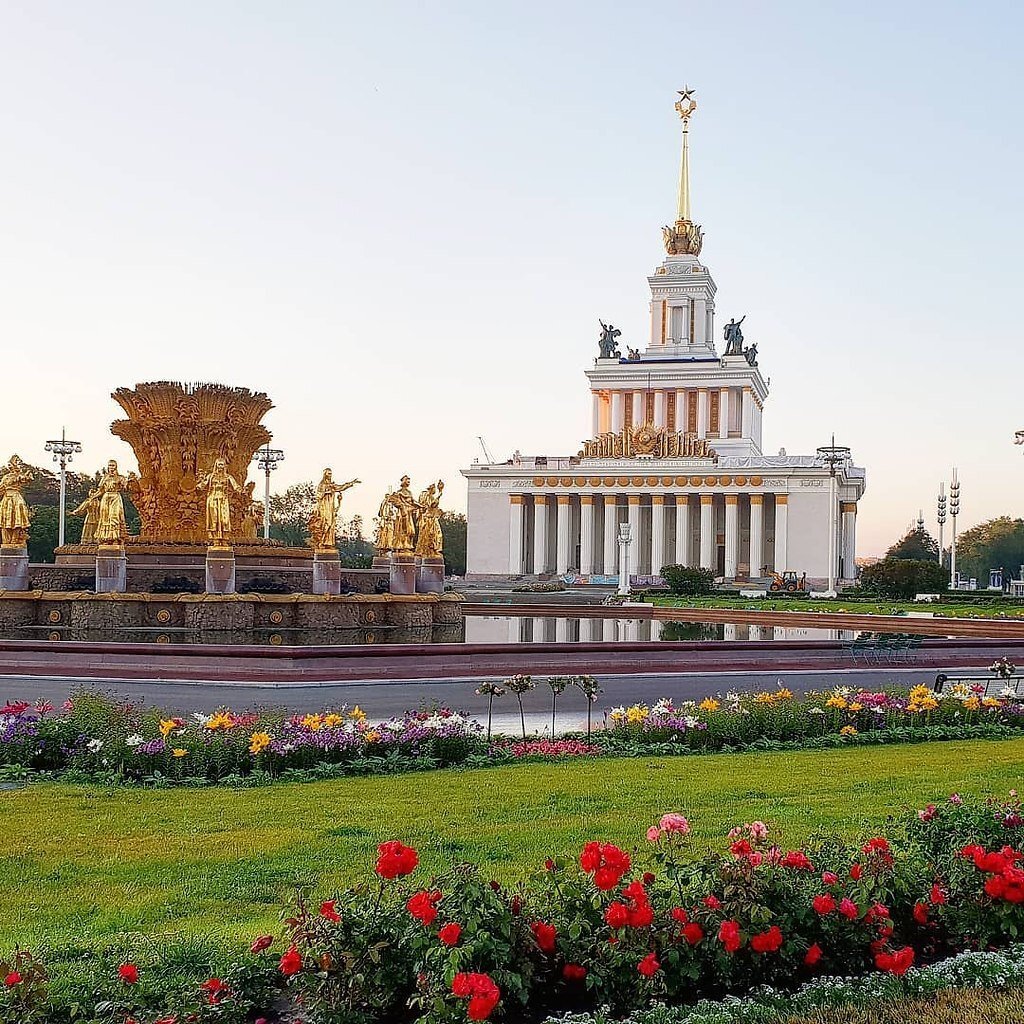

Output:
xmin=949 ymin=468 xmax=960 ymax=588
xmin=816 ymin=435 xmax=851 ymax=595
xmin=44 ymin=429 xmax=82 ymax=548
xmin=936 ymin=484 xmax=946 ymax=567
xmin=251 ymin=444 xmax=285 ymax=541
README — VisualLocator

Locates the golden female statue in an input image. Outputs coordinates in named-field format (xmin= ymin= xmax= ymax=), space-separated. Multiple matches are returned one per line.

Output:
xmin=308 ymin=468 xmax=360 ymax=551
xmin=95 ymin=460 xmax=130 ymax=546
xmin=387 ymin=475 xmax=421 ymax=552
xmin=71 ymin=488 xmax=101 ymax=544
xmin=197 ymin=457 xmax=241 ymax=546
xmin=373 ymin=487 xmax=397 ymax=553
xmin=0 ymin=455 xmax=33 ymax=548
xmin=239 ymin=481 xmax=259 ymax=541
xmin=414 ymin=480 xmax=445 ymax=559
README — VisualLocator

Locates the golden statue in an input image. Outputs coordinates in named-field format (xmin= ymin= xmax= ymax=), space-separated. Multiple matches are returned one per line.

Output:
xmin=71 ymin=488 xmax=101 ymax=544
xmin=239 ymin=481 xmax=259 ymax=541
xmin=0 ymin=455 xmax=32 ymax=548
xmin=386 ymin=476 xmax=421 ymax=553
xmin=414 ymin=480 xmax=445 ymax=559
xmin=308 ymin=469 xmax=360 ymax=551
xmin=373 ymin=487 xmax=396 ymax=554
xmin=197 ymin=457 xmax=241 ymax=547
xmin=94 ymin=460 xmax=131 ymax=546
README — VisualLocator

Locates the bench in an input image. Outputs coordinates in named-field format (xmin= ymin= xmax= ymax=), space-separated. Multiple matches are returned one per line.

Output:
xmin=934 ymin=673 xmax=1023 ymax=697
xmin=841 ymin=633 xmax=924 ymax=665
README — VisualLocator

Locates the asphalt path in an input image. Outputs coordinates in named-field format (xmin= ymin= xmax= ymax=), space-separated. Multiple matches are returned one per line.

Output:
xmin=2 ymin=666 xmax=953 ymax=732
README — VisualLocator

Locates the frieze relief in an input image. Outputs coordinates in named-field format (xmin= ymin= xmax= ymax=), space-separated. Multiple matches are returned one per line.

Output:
xmin=579 ymin=423 xmax=717 ymax=462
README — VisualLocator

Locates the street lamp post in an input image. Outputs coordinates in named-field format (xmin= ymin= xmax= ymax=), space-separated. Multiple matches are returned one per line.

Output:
xmin=44 ymin=429 xmax=82 ymax=548
xmin=949 ymin=468 xmax=960 ymax=589
xmin=936 ymin=484 xmax=946 ymax=567
xmin=617 ymin=522 xmax=633 ymax=597
xmin=251 ymin=444 xmax=285 ymax=541
xmin=816 ymin=435 xmax=851 ymax=595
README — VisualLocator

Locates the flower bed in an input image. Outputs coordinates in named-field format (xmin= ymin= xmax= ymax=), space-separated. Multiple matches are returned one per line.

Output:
xmin=2 ymin=680 xmax=1024 ymax=784
xmin=4 ymin=794 xmax=1024 ymax=1024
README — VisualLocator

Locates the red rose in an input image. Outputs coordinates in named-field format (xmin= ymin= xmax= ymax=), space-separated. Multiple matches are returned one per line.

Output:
xmin=875 ymin=946 xmax=915 ymax=976
xmin=629 ymin=903 xmax=654 ymax=928
xmin=249 ymin=934 xmax=274 ymax=954
xmin=531 ymin=921 xmax=557 ymax=953
xmin=319 ymin=900 xmax=341 ymax=923
xmin=850 ymin=863 xmax=864 ymax=880
xmin=581 ymin=842 xmax=630 ymax=890
xmin=703 ymin=894 xmax=721 ymax=910
xmin=637 ymin=951 xmax=661 ymax=977
xmin=279 ymin=945 xmax=303 ymax=976
xmin=812 ymin=894 xmax=836 ymax=916
xmin=200 ymin=978 xmax=228 ymax=1005
xmin=804 ymin=943 xmax=823 ymax=967
xmin=544 ymin=858 xmax=556 ymax=872
xmin=605 ymin=902 xmax=629 ymax=929
xmin=986 ymin=875 xmax=1009 ymax=899
xmin=838 ymin=898 xmax=859 ymax=920
xmin=682 ymin=922 xmax=704 ymax=945
xmin=642 ymin=871 xmax=656 ymax=886
xmin=452 ymin=973 xmax=500 ymax=1021
xmin=4 ymin=972 xmax=22 ymax=987
xmin=407 ymin=890 xmax=443 ymax=926
xmin=821 ymin=871 xmax=838 ymax=885
xmin=913 ymin=902 xmax=929 ymax=925
xmin=439 ymin=923 xmax=463 ymax=947
xmin=717 ymin=919 xmax=742 ymax=953
xmin=375 ymin=840 xmax=419 ymax=880
xmin=781 ymin=850 xmax=814 ymax=871
xmin=750 ymin=925 xmax=783 ymax=954
xmin=562 ymin=963 xmax=587 ymax=982
xmin=118 ymin=963 xmax=139 ymax=985
xmin=671 ymin=907 xmax=688 ymax=924
xmin=929 ymin=884 xmax=946 ymax=906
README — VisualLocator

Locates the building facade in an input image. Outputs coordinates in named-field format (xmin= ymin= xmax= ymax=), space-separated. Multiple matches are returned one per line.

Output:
xmin=462 ymin=94 xmax=866 ymax=585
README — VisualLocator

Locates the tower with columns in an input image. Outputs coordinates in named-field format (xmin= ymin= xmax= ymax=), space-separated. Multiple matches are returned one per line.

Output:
xmin=462 ymin=92 xmax=866 ymax=586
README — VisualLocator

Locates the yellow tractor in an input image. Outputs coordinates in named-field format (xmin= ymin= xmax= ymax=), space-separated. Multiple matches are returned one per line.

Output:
xmin=768 ymin=571 xmax=809 ymax=595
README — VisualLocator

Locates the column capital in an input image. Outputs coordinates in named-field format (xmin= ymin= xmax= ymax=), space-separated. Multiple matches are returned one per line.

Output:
xmin=509 ymin=493 xmax=525 ymax=505
xmin=725 ymin=494 xmax=739 ymax=506
xmin=535 ymin=494 xmax=549 ymax=505
xmin=775 ymin=493 xmax=788 ymax=505
xmin=840 ymin=501 xmax=858 ymax=514
xmin=700 ymin=494 xmax=714 ymax=505
xmin=557 ymin=494 xmax=572 ymax=505
xmin=580 ymin=494 xmax=594 ymax=505
xmin=627 ymin=494 xmax=642 ymax=506
xmin=651 ymin=494 xmax=665 ymax=505
xmin=749 ymin=493 xmax=764 ymax=505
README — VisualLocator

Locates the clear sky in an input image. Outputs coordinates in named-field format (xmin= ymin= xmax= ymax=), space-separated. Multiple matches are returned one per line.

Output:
xmin=1 ymin=1 xmax=1021 ymax=555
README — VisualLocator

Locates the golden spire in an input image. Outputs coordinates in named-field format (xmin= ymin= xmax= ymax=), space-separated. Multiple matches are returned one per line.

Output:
xmin=663 ymin=87 xmax=703 ymax=256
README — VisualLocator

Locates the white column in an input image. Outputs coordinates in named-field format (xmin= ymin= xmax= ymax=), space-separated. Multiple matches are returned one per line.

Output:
xmin=509 ymin=495 xmax=525 ymax=574
xmin=603 ymin=496 xmax=618 ymax=574
xmin=556 ymin=495 xmax=571 ymax=575
xmin=748 ymin=494 xmax=764 ymax=579
xmin=653 ymin=389 xmax=667 ymax=428
xmin=724 ymin=495 xmax=739 ymax=579
xmin=580 ymin=495 xmax=595 ymax=575
xmin=611 ymin=391 xmax=625 ymax=433
xmin=741 ymin=388 xmax=753 ymax=438
xmin=719 ymin=387 xmax=730 ymax=438
xmin=555 ymin=618 xmax=569 ymax=643
xmin=697 ymin=389 xmax=709 ymax=439
xmin=650 ymin=495 xmax=666 ymax=576
xmin=706 ymin=306 xmax=714 ymax=350
xmin=675 ymin=390 xmax=687 ymax=433
xmin=841 ymin=502 xmax=857 ymax=581
xmin=591 ymin=393 xmax=601 ymax=436
xmin=627 ymin=496 xmax=641 ymax=583
xmin=694 ymin=298 xmax=706 ymax=346
xmin=699 ymin=495 xmax=714 ymax=570
xmin=675 ymin=495 xmax=690 ymax=566
xmin=533 ymin=495 xmax=549 ymax=574
xmin=774 ymin=495 xmax=788 ymax=573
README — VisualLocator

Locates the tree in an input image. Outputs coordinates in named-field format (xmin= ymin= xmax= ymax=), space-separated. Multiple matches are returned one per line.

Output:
xmin=885 ymin=525 xmax=939 ymax=562
xmin=337 ymin=515 xmax=374 ymax=568
xmin=957 ymin=517 xmax=1024 ymax=584
xmin=859 ymin=559 xmax=948 ymax=599
xmin=660 ymin=564 xmax=715 ymax=595
xmin=440 ymin=512 xmax=467 ymax=576
xmin=269 ymin=482 xmax=316 ymax=546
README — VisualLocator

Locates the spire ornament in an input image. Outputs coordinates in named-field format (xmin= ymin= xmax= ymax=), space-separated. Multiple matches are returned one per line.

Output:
xmin=662 ymin=87 xmax=704 ymax=256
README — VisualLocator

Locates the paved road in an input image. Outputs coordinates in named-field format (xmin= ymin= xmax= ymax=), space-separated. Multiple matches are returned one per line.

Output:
xmin=2 ymin=666 xmax=953 ymax=732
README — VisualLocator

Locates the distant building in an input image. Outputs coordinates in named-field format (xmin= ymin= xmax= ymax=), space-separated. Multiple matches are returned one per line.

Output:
xmin=462 ymin=94 xmax=866 ymax=584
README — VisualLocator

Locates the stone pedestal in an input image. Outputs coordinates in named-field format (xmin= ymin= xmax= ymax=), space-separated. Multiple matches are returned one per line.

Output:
xmin=417 ymin=556 xmax=445 ymax=594
xmin=205 ymin=546 xmax=236 ymax=595
xmin=389 ymin=552 xmax=417 ymax=595
xmin=312 ymin=549 xmax=342 ymax=596
xmin=95 ymin=545 xmax=127 ymax=593
xmin=0 ymin=547 xmax=30 ymax=591
xmin=371 ymin=552 xmax=392 ymax=570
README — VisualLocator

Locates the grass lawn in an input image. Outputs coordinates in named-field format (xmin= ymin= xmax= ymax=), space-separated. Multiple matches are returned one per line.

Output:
xmin=4 ymin=738 xmax=1024 ymax=966
xmin=646 ymin=594 xmax=1024 ymax=618
xmin=784 ymin=987 xmax=1024 ymax=1023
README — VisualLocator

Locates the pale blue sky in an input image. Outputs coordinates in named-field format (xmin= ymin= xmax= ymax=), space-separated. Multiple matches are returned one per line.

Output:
xmin=1 ymin=1 xmax=1021 ymax=554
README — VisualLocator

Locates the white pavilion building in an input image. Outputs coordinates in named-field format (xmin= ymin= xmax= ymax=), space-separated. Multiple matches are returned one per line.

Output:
xmin=462 ymin=93 xmax=866 ymax=586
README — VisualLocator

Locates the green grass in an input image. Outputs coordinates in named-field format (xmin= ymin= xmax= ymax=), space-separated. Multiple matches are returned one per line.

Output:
xmin=784 ymin=987 xmax=1024 ymax=1023
xmin=4 ymin=738 xmax=1024 ymax=965
xmin=647 ymin=594 xmax=1024 ymax=618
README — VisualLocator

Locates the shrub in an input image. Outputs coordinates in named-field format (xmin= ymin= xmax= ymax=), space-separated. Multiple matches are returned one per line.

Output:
xmin=860 ymin=560 xmax=949 ymax=600
xmin=660 ymin=565 xmax=715 ymax=596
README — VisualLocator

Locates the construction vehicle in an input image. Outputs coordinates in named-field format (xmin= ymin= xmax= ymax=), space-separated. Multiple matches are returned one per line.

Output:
xmin=768 ymin=571 xmax=810 ymax=595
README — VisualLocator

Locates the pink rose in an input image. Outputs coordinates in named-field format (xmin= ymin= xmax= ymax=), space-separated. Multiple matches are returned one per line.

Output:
xmin=659 ymin=813 xmax=691 ymax=835
xmin=646 ymin=826 xmax=661 ymax=842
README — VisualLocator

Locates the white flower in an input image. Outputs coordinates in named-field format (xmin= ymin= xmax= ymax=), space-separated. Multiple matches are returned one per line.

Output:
xmin=1002 ymin=686 xmax=1018 ymax=697
xmin=652 ymin=698 xmax=673 ymax=716
xmin=125 ymin=734 xmax=143 ymax=747
xmin=86 ymin=738 xmax=104 ymax=753
xmin=807 ymin=707 xmax=825 ymax=716
xmin=192 ymin=712 xmax=211 ymax=726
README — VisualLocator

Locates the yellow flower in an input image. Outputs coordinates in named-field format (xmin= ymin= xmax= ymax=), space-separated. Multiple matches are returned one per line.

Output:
xmin=982 ymin=697 xmax=1001 ymax=708
xmin=848 ymin=702 xmax=863 ymax=712
xmin=909 ymin=696 xmax=939 ymax=712
xmin=609 ymin=710 xmax=625 ymax=723
xmin=301 ymin=714 xmax=323 ymax=732
xmin=324 ymin=713 xmax=345 ymax=728
xmin=775 ymin=688 xmax=794 ymax=701
xmin=206 ymin=711 xmax=235 ymax=731
xmin=626 ymin=705 xmax=649 ymax=724
xmin=754 ymin=692 xmax=775 ymax=705
xmin=159 ymin=718 xmax=180 ymax=739
xmin=963 ymin=697 xmax=981 ymax=711
xmin=249 ymin=731 xmax=271 ymax=755
xmin=349 ymin=706 xmax=367 ymax=722
xmin=909 ymin=685 xmax=933 ymax=701
xmin=826 ymin=696 xmax=848 ymax=709
xmin=840 ymin=725 xmax=858 ymax=736
xmin=699 ymin=698 xmax=720 ymax=713
xmin=172 ymin=748 xmax=188 ymax=758
xmin=364 ymin=730 xmax=381 ymax=744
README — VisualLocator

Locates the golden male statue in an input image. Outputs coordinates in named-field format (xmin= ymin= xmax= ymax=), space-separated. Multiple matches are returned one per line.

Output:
xmin=308 ymin=469 xmax=360 ymax=551
xmin=0 ymin=455 xmax=33 ymax=548
xmin=94 ymin=460 xmax=131 ymax=546
xmin=197 ymin=457 xmax=241 ymax=546
xmin=414 ymin=480 xmax=445 ymax=559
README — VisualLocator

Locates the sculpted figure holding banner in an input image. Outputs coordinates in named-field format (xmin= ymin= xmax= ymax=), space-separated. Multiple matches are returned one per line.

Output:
xmin=387 ymin=475 xmax=421 ymax=552
xmin=414 ymin=480 xmax=445 ymax=558
xmin=95 ymin=460 xmax=130 ymax=545
xmin=197 ymin=457 xmax=241 ymax=546
xmin=0 ymin=455 xmax=32 ymax=548
xmin=72 ymin=488 xmax=101 ymax=544
xmin=308 ymin=468 xmax=360 ymax=550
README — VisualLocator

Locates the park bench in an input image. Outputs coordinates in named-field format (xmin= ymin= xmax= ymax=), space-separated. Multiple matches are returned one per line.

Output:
xmin=841 ymin=633 xmax=924 ymax=665
xmin=933 ymin=673 xmax=1024 ymax=697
